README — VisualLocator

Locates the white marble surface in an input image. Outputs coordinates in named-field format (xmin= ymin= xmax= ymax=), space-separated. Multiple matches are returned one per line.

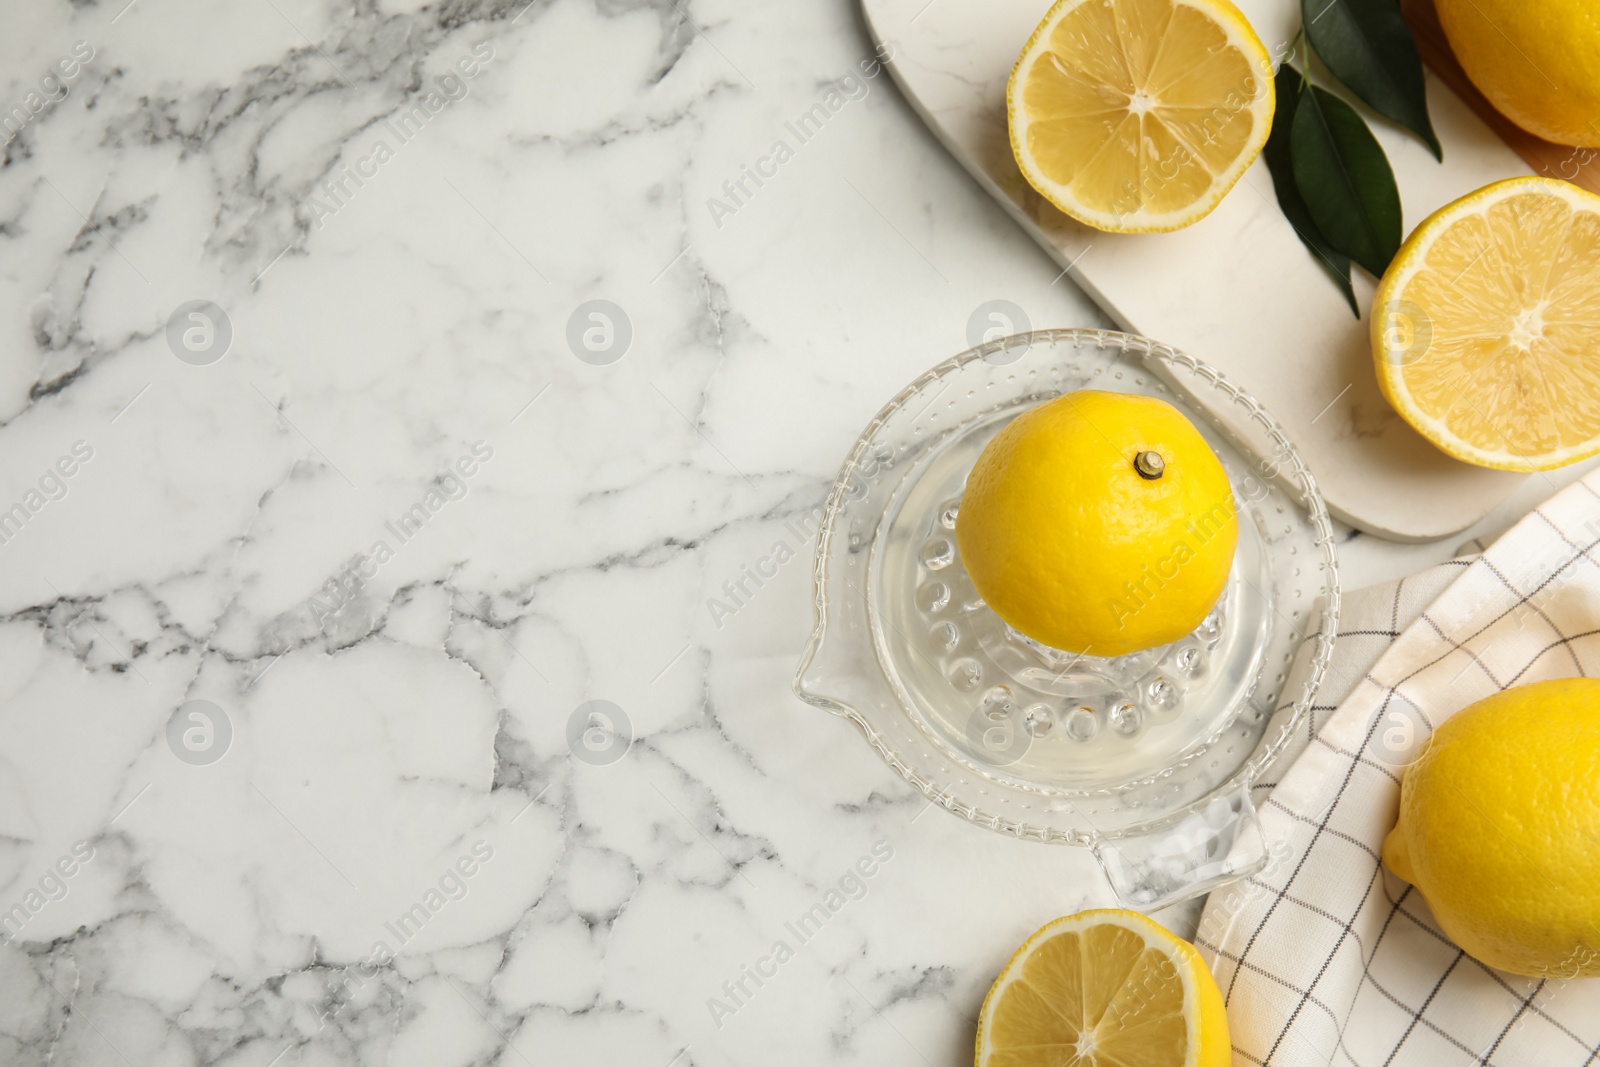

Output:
xmin=0 ymin=2 xmax=1592 ymax=1066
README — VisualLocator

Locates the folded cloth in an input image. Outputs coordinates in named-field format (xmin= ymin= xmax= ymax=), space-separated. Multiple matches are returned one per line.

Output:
xmin=1197 ymin=469 xmax=1600 ymax=1065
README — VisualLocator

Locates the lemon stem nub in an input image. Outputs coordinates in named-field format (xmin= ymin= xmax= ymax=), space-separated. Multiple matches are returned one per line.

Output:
xmin=1135 ymin=451 xmax=1166 ymax=480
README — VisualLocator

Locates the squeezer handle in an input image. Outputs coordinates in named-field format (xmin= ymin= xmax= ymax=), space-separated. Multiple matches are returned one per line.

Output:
xmin=1093 ymin=785 xmax=1268 ymax=911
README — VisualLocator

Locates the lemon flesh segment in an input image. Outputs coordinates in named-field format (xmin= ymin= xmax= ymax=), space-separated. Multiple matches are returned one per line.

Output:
xmin=1009 ymin=0 xmax=1274 ymax=233
xmin=1374 ymin=177 xmax=1600 ymax=472
xmin=977 ymin=910 xmax=1229 ymax=1067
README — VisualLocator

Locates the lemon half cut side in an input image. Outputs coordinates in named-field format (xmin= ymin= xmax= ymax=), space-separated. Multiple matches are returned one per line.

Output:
xmin=976 ymin=909 xmax=1231 ymax=1067
xmin=1373 ymin=176 xmax=1600 ymax=472
xmin=1007 ymin=0 xmax=1275 ymax=233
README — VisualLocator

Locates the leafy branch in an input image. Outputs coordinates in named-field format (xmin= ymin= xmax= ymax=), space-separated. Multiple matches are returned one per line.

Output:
xmin=1264 ymin=0 xmax=1438 ymax=315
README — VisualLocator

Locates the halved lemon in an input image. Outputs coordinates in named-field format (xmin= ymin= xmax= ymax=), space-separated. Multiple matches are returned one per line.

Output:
xmin=1373 ymin=177 xmax=1600 ymax=472
xmin=976 ymin=910 xmax=1230 ymax=1067
xmin=1007 ymin=0 xmax=1274 ymax=233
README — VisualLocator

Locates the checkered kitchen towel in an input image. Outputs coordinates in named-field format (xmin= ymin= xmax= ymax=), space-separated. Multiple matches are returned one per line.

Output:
xmin=1197 ymin=468 xmax=1600 ymax=1065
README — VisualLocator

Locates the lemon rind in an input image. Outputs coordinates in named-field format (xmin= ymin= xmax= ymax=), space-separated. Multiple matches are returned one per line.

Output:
xmin=974 ymin=909 xmax=1209 ymax=1067
xmin=1006 ymin=0 xmax=1276 ymax=235
xmin=1372 ymin=175 xmax=1600 ymax=473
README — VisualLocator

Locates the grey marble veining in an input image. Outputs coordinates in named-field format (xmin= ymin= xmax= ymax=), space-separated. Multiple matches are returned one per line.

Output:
xmin=0 ymin=1 xmax=1566 ymax=1065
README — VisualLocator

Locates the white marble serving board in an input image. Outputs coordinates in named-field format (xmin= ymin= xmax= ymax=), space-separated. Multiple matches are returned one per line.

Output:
xmin=860 ymin=0 xmax=1530 ymax=540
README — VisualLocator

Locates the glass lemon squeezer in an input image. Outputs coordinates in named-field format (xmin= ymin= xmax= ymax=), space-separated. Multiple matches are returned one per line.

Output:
xmin=794 ymin=329 xmax=1339 ymax=908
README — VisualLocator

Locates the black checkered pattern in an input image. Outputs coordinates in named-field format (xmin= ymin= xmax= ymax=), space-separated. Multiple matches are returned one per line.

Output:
xmin=1196 ymin=477 xmax=1600 ymax=1065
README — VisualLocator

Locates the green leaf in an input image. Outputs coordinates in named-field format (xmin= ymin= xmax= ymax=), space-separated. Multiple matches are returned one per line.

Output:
xmin=1262 ymin=64 xmax=1358 ymax=316
xmin=1291 ymin=84 xmax=1403 ymax=278
xmin=1302 ymin=0 xmax=1440 ymax=159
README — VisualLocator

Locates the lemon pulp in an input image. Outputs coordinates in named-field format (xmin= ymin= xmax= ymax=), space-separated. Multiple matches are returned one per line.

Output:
xmin=1008 ymin=0 xmax=1274 ymax=232
xmin=1373 ymin=177 xmax=1600 ymax=472
xmin=977 ymin=910 xmax=1230 ymax=1067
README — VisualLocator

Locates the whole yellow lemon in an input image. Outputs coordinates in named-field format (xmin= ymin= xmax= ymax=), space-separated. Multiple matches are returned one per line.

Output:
xmin=1435 ymin=0 xmax=1600 ymax=147
xmin=1382 ymin=677 xmax=1600 ymax=978
xmin=954 ymin=390 xmax=1237 ymax=658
